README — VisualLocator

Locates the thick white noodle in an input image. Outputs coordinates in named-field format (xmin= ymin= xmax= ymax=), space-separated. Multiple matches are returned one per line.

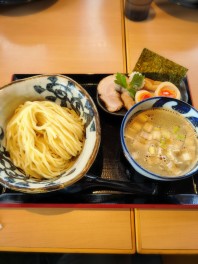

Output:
xmin=6 ymin=101 xmax=85 ymax=179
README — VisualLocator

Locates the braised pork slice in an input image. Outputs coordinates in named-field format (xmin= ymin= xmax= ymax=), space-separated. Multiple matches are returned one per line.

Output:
xmin=97 ymin=75 xmax=123 ymax=112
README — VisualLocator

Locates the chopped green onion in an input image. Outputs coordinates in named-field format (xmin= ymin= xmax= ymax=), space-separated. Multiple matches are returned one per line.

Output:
xmin=177 ymin=134 xmax=185 ymax=141
xmin=173 ymin=126 xmax=180 ymax=133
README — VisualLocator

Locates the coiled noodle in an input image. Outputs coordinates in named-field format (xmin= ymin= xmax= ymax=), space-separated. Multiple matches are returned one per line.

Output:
xmin=6 ymin=101 xmax=85 ymax=180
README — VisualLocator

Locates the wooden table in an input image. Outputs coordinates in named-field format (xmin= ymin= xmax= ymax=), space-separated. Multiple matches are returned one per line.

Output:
xmin=0 ymin=0 xmax=135 ymax=254
xmin=0 ymin=0 xmax=198 ymax=255
xmin=125 ymin=0 xmax=198 ymax=107
xmin=125 ymin=0 xmax=198 ymax=254
xmin=0 ymin=0 xmax=126 ymax=86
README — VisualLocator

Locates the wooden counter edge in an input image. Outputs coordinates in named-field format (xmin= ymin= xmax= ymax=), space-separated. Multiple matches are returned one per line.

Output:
xmin=135 ymin=209 xmax=198 ymax=254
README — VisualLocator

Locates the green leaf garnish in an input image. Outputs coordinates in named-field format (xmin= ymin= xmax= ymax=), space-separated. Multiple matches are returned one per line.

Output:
xmin=127 ymin=87 xmax=136 ymax=98
xmin=114 ymin=72 xmax=128 ymax=89
xmin=129 ymin=73 xmax=145 ymax=90
xmin=114 ymin=72 xmax=144 ymax=99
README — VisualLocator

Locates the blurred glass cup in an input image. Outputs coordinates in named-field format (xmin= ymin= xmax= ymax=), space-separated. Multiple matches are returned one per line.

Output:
xmin=124 ymin=0 xmax=153 ymax=21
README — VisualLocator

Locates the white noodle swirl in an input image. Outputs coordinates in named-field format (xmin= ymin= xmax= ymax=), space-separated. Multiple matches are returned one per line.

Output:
xmin=6 ymin=101 xmax=85 ymax=180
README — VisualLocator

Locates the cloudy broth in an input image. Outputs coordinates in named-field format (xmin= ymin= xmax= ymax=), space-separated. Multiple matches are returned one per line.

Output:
xmin=124 ymin=108 xmax=198 ymax=177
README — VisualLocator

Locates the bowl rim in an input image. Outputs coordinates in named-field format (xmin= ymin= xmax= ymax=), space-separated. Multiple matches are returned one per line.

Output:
xmin=120 ymin=96 xmax=198 ymax=181
xmin=0 ymin=74 xmax=101 ymax=193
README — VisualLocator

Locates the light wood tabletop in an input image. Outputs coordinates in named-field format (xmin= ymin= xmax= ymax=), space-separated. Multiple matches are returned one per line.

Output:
xmin=0 ymin=0 xmax=136 ymax=254
xmin=125 ymin=0 xmax=198 ymax=254
xmin=135 ymin=209 xmax=198 ymax=254
xmin=0 ymin=0 xmax=125 ymax=86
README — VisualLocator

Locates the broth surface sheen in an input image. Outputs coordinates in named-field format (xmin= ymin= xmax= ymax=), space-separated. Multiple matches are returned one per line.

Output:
xmin=124 ymin=108 xmax=198 ymax=177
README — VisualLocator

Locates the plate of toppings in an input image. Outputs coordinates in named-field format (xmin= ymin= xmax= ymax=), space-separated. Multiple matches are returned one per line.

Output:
xmin=97 ymin=48 xmax=189 ymax=116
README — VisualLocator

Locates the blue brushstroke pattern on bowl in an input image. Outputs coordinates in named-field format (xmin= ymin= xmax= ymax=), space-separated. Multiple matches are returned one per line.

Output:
xmin=0 ymin=75 xmax=101 ymax=193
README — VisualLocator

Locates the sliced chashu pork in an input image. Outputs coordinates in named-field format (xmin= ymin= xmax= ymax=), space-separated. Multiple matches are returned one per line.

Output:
xmin=97 ymin=75 xmax=123 ymax=112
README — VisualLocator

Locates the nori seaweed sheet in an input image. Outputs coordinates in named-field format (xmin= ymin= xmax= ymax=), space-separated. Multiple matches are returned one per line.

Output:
xmin=133 ymin=48 xmax=188 ymax=86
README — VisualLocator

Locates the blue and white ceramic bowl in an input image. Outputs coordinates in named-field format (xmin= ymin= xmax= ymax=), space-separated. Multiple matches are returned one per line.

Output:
xmin=0 ymin=75 xmax=100 ymax=193
xmin=120 ymin=97 xmax=198 ymax=181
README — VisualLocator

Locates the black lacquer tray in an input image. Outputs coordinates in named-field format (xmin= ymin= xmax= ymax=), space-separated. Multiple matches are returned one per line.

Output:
xmin=0 ymin=73 xmax=198 ymax=207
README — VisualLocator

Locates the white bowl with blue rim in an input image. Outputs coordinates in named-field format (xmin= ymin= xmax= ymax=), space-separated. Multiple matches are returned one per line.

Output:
xmin=0 ymin=74 xmax=101 ymax=193
xmin=120 ymin=97 xmax=198 ymax=181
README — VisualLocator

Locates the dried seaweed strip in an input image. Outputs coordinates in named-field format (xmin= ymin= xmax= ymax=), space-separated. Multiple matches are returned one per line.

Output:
xmin=133 ymin=48 xmax=188 ymax=86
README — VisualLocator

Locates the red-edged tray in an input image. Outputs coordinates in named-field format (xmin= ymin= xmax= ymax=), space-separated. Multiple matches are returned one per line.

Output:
xmin=0 ymin=73 xmax=197 ymax=209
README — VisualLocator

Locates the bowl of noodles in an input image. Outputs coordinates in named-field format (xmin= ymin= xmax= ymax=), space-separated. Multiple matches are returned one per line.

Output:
xmin=0 ymin=74 xmax=100 ymax=193
xmin=121 ymin=97 xmax=198 ymax=181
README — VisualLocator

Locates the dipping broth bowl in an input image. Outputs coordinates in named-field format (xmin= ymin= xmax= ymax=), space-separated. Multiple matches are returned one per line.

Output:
xmin=120 ymin=97 xmax=198 ymax=181
xmin=0 ymin=75 xmax=100 ymax=193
